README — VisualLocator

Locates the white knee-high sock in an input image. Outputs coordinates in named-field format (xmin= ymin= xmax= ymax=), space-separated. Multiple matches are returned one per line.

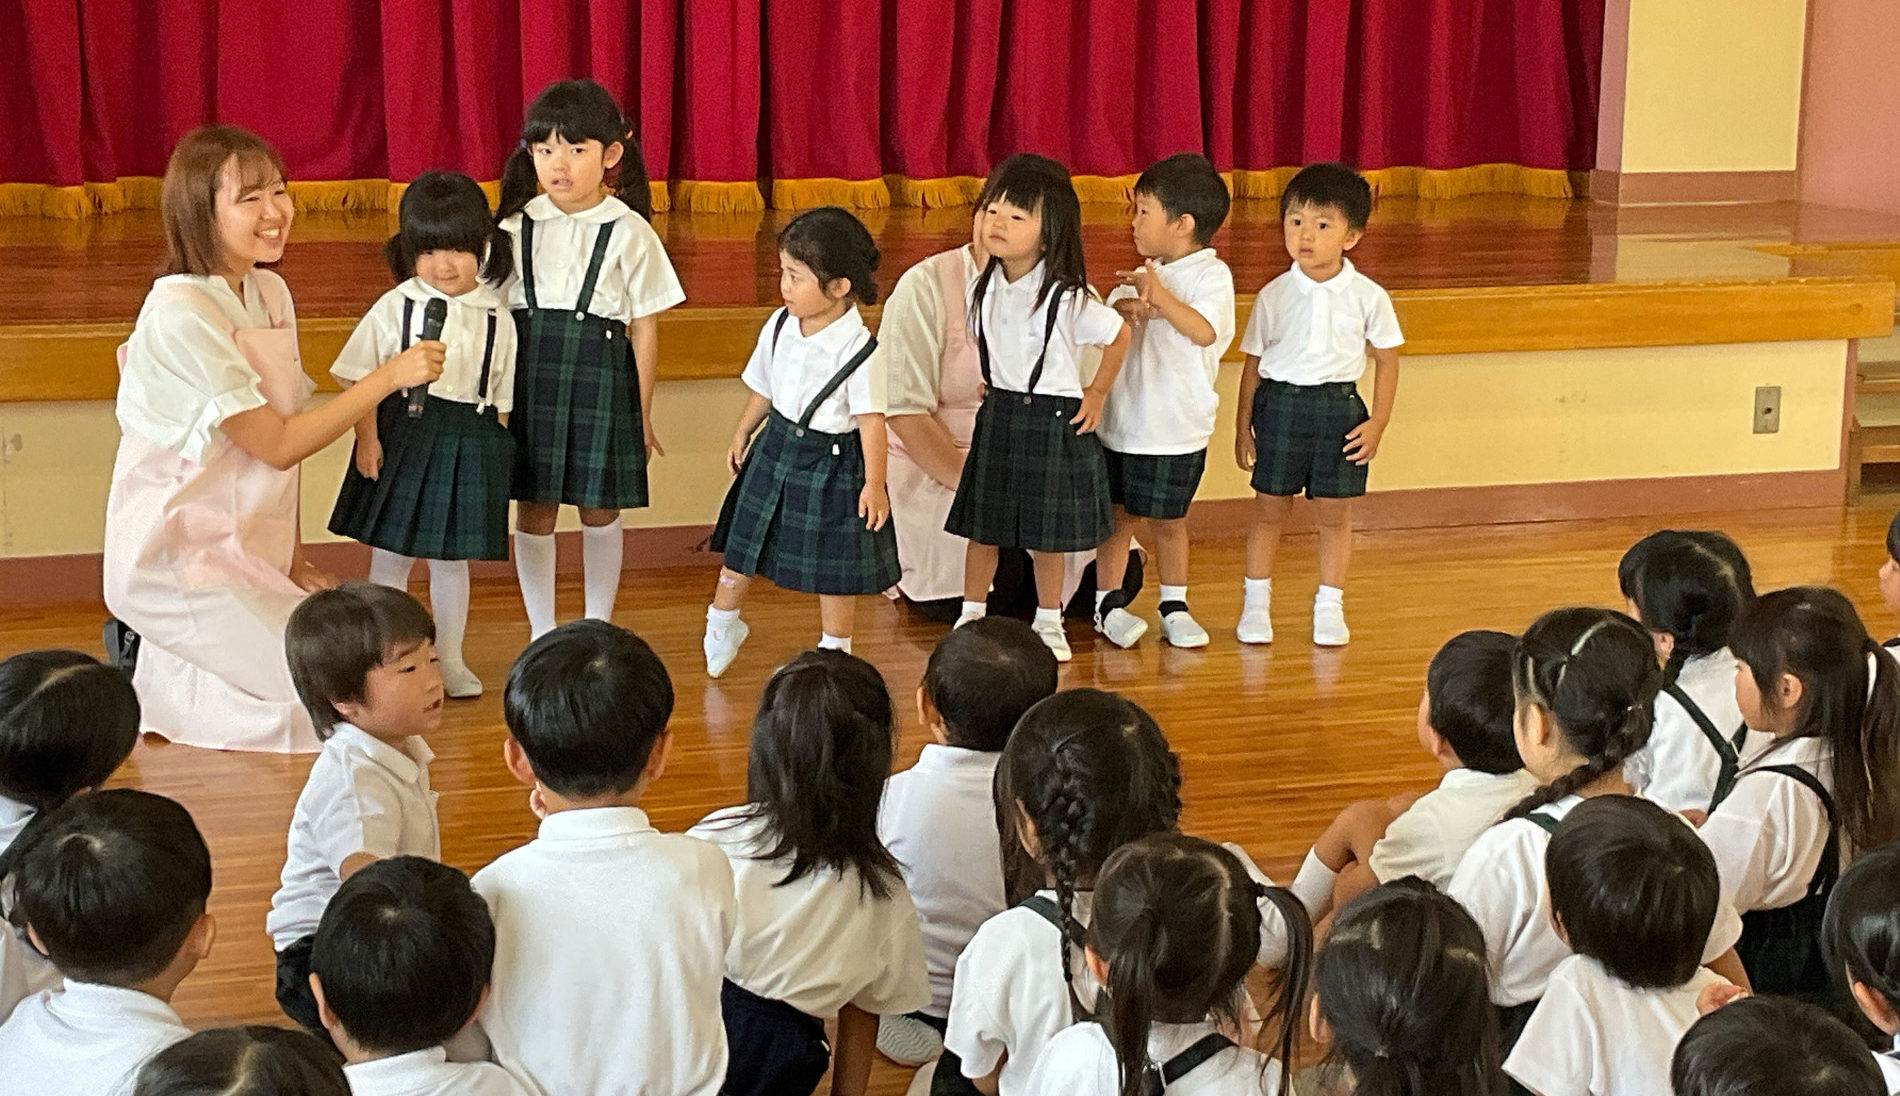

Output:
xmin=582 ymin=517 xmax=624 ymax=622
xmin=427 ymin=560 xmax=471 ymax=668
xmin=514 ymin=531 xmax=558 ymax=640
xmin=369 ymin=549 xmax=415 ymax=590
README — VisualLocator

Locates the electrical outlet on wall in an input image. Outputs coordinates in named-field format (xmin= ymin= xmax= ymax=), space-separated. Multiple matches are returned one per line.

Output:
xmin=1754 ymin=386 xmax=1781 ymax=434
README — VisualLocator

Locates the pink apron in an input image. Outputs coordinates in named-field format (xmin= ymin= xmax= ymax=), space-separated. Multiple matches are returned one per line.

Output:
xmin=103 ymin=277 xmax=320 ymax=753
xmin=886 ymin=248 xmax=1089 ymax=603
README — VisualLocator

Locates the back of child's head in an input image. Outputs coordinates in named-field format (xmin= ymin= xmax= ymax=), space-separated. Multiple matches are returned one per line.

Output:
xmin=1316 ymin=878 xmax=1503 ymax=1096
xmin=1618 ymin=530 xmax=1755 ymax=684
xmin=502 ymin=619 xmax=675 ymax=800
xmin=285 ymin=581 xmax=435 ymax=739
xmin=1133 ymin=153 xmax=1230 ymax=247
xmin=1281 ymin=162 xmax=1374 ymax=233
xmin=742 ymin=649 xmax=901 ymax=900
xmin=1506 ymin=607 xmax=1661 ymax=820
xmin=1091 ymin=833 xmax=1311 ymax=1096
xmin=1824 ymin=838 xmax=1900 ymax=1025
xmin=922 ymin=616 xmax=1058 ymax=751
xmin=975 ymin=152 xmax=1085 ymax=306
xmin=1888 ymin=510 xmax=1900 ymax=567
xmin=0 ymin=649 xmax=139 ymax=813
xmin=133 ymin=1026 xmax=349 ymax=1096
xmin=778 ymin=206 xmax=880 ymax=306
xmin=498 ymin=77 xmax=650 ymax=221
xmin=1672 ymin=996 xmax=1884 ymax=1096
xmin=1425 ymin=630 xmax=1522 ymax=774
xmin=309 ymin=855 xmax=493 ymax=1055
xmin=1731 ymin=586 xmax=1900 ymax=851
xmin=1546 ymin=795 xmax=1718 ymax=989
xmin=384 ymin=169 xmax=513 ymax=285
xmin=8 ymin=788 xmax=210 ymax=986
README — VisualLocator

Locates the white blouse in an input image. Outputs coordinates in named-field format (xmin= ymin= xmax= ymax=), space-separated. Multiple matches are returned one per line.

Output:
xmin=738 ymin=307 xmax=883 ymax=434
xmin=331 ymin=279 xmax=517 ymax=411
xmin=499 ymin=194 xmax=685 ymax=323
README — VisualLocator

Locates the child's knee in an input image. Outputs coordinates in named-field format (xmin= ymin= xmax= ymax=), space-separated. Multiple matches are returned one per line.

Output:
xmin=1314 ymin=498 xmax=1354 ymax=530
xmin=1251 ymin=493 xmax=1294 ymax=521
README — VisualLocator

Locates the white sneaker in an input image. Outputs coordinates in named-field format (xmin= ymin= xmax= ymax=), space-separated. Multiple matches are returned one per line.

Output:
xmin=1095 ymin=607 xmax=1149 ymax=649
xmin=705 ymin=618 xmax=750 ymax=678
xmin=439 ymin=661 xmax=484 ymax=699
xmin=1031 ymin=618 xmax=1073 ymax=662
xmin=1237 ymin=607 xmax=1274 ymax=645
xmin=1161 ymin=611 xmax=1210 ymax=648
xmin=1314 ymin=599 xmax=1351 ymax=647
xmin=876 ymin=1013 xmax=945 ymax=1067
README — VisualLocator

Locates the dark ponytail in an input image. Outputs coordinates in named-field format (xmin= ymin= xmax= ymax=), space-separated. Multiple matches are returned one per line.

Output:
xmin=497 ymin=79 xmax=651 ymax=224
xmin=777 ymin=207 xmax=881 ymax=305
xmin=1618 ymin=530 xmax=1755 ymax=689
xmin=1504 ymin=608 xmax=1661 ymax=820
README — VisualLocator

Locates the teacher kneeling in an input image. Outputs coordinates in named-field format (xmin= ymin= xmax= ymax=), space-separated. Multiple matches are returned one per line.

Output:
xmin=104 ymin=126 xmax=443 ymax=752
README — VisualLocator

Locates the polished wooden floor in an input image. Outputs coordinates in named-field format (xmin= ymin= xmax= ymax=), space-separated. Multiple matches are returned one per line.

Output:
xmin=4 ymin=490 xmax=1899 ymax=1089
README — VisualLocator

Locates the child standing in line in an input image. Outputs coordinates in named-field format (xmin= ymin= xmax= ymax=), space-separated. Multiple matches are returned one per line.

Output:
xmin=497 ymin=79 xmax=686 ymax=638
xmin=703 ymin=207 xmax=895 ymax=676
xmin=329 ymin=171 xmax=517 ymax=698
xmin=1091 ymin=153 xmax=1235 ymax=651
xmin=946 ymin=155 xmax=1132 ymax=663
xmin=1234 ymin=163 xmax=1402 ymax=648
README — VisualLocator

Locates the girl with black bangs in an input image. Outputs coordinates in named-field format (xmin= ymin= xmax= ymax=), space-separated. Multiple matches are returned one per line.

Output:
xmin=327 ymin=171 xmax=517 ymax=698
xmin=496 ymin=79 xmax=685 ymax=641
xmin=946 ymin=155 xmax=1132 ymax=664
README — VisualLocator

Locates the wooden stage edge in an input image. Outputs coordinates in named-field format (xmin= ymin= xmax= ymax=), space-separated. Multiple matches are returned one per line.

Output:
xmin=0 ymin=467 xmax=1844 ymax=608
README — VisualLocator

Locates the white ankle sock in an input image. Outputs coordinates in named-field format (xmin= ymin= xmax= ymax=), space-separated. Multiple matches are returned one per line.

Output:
xmin=1094 ymin=589 xmax=1110 ymax=614
xmin=708 ymin=605 xmax=740 ymax=630
xmin=1317 ymin=584 xmax=1345 ymax=606
xmin=1033 ymin=606 xmax=1061 ymax=627
xmin=368 ymin=549 xmax=415 ymax=589
xmin=1290 ymin=849 xmax=1340 ymax=919
xmin=514 ymin=531 xmax=558 ymax=640
xmin=582 ymin=518 xmax=624 ymax=621
xmin=1243 ymin=577 xmax=1272 ymax=612
xmin=1159 ymin=584 xmax=1188 ymax=605
xmin=427 ymin=560 xmax=471 ymax=668
xmin=819 ymin=633 xmax=852 ymax=652
xmin=961 ymin=600 xmax=988 ymax=621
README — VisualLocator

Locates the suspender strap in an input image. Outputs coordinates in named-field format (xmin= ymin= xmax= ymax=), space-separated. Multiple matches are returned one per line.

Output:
xmin=399 ymin=297 xmax=415 ymax=350
xmin=1016 ymin=895 xmax=1088 ymax=946
xmin=1884 ymin=638 xmax=1900 ymax=649
xmin=519 ymin=217 xmax=538 ymax=310
xmin=1751 ymin=763 xmax=1840 ymax=897
xmin=798 ymin=337 xmax=879 ymax=428
xmin=1524 ymin=811 xmax=1560 ymax=836
xmin=475 ymin=312 xmax=499 ymax=406
xmin=1665 ymin=684 xmax=1746 ymax=806
xmin=1143 ymin=1034 xmax=1237 ymax=1095
xmin=572 ymin=223 xmax=616 ymax=316
xmin=769 ymin=307 xmax=792 ymax=350
xmin=975 ymin=281 xmax=1065 ymax=394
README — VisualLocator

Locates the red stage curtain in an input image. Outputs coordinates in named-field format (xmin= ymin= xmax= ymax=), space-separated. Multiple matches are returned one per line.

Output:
xmin=0 ymin=0 xmax=1603 ymax=204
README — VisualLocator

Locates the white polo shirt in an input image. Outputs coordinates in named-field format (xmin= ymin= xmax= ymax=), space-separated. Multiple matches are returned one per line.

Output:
xmin=343 ymin=1047 xmax=532 ymax=1096
xmin=1446 ymin=795 xmax=1743 ymax=1007
xmin=1629 ymin=650 xmax=1772 ymax=815
xmin=0 ymin=795 xmax=31 ymax=857
xmin=1098 ymin=249 xmax=1236 ymax=456
xmin=0 ymin=981 xmax=190 ymax=1096
xmin=1366 ymin=768 xmax=1540 ymax=890
xmin=472 ymin=806 xmax=735 ymax=1096
xmin=499 ymin=195 xmax=685 ymax=323
xmin=971 ymin=263 xmax=1125 ymax=398
xmin=266 ymin=724 xmax=440 ymax=949
xmin=877 ymin=744 xmax=1008 ymax=1018
xmin=1506 ymin=955 xmax=1727 ymax=1096
xmin=331 ymin=279 xmax=519 ymax=412
xmin=1025 ymin=1019 xmax=1282 ymax=1096
xmin=739 ymin=306 xmax=882 ymax=435
xmin=1877 ymin=1037 xmax=1900 ymax=1094
xmin=687 ymin=807 xmax=930 ymax=1020
xmin=945 ymin=891 xmax=1100 ymax=1096
xmin=1700 ymin=738 xmax=1836 ymax=913
xmin=1238 ymin=259 xmax=1403 ymax=386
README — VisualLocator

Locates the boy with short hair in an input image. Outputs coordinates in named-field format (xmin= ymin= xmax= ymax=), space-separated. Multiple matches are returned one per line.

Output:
xmin=269 ymin=582 xmax=445 ymax=1036
xmin=0 ymin=789 xmax=210 ymax=1096
xmin=1235 ymin=162 xmax=1403 ymax=647
xmin=310 ymin=856 xmax=528 ymax=1096
xmin=1093 ymin=153 xmax=1237 ymax=650
xmin=874 ymin=617 xmax=1059 ymax=1064
xmin=473 ymin=620 xmax=736 ymax=1096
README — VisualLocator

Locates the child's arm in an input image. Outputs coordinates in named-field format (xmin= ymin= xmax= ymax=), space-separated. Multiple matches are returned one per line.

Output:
xmin=830 ymin=1003 xmax=877 ymax=1096
xmin=1071 ymin=323 xmax=1131 ymax=434
xmin=1126 ymin=261 xmax=1217 ymax=347
xmin=1234 ymin=357 xmax=1262 ymax=470
xmin=726 ymin=392 xmax=773 ymax=474
xmin=1344 ymin=345 xmax=1399 ymax=465
xmin=857 ymin=413 xmax=891 ymax=531
xmin=351 ymin=413 xmax=382 ymax=480
xmin=631 ymin=315 xmax=662 ymax=458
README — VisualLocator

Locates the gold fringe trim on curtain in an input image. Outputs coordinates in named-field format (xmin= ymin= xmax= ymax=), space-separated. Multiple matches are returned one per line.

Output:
xmin=769 ymin=177 xmax=891 ymax=210
xmin=1233 ymin=163 xmax=1576 ymax=201
xmin=673 ymin=180 xmax=765 ymax=214
xmin=886 ymin=175 xmax=985 ymax=208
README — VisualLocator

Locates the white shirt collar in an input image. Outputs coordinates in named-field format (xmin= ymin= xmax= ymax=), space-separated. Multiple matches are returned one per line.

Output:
xmin=783 ymin=306 xmax=867 ymax=354
xmin=50 ymin=981 xmax=185 ymax=1026
xmin=397 ymin=277 xmax=501 ymax=313
xmin=328 ymin=724 xmax=433 ymax=784
xmin=344 ymin=1046 xmax=451 ymax=1085
xmin=525 ymin=193 xmax=630 ymax=225
xmin=536 ymin=805 xmax=657 ymax=842
xmin=913 ymin=743 xmax=1000 ymax=772
xmin=1288 ymin=257 xmax=1359 ymax=295
xmin=991 ymin=259 xmax=1049 ymax=300
xmin=1440 ymin=767 xmax=1524 ymax=790
xmin=1161 ymin=247 xmax=1220 ymax=274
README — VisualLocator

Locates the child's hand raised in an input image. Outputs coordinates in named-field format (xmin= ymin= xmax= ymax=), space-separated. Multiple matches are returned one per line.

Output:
xmin=1111 ymin=297 xmax=1155 ymax=325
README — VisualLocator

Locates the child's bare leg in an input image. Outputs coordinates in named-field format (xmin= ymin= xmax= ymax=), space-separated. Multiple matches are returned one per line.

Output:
xmin=962 ymin=542 xmax=1000 ymax=609
xmin=704 ymin=568 xmax=752 ymax=678
xmin=1154 ymin=517 xmax=1191 ymax=587
xmin=1094 ymin=508 xmax=1142 ymax=594
xmin=515 ymin=501 xmax=559 ymax=536
xmin=711 ymin=567 xmax=750 ymax=612
xmin=818 ymin=594 xmax=855 ymax=647
xmin=1315 ymin=497 xmax=1353 ymax=589
xmin=1031 ymin=551 xmax=1067 ymax=611
xmin=1245 ymin=493 xmax=1295 ymax=579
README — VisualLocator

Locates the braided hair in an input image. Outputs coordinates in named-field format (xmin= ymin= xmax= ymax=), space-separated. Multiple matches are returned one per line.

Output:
xmin=1504 ymin=608 xmax=1661 ymax=820
xmin=1618 ymin=530 xmax=1756 ymax=688
xmin=995 ymin=689 xmax=1183 ymax=1022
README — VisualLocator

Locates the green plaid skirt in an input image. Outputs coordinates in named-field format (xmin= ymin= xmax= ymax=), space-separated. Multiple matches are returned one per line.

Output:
xmin=329 ymin=393 xmax=514 ymax=561
xmin=1249 ymin=379 xmax=1370 ymax=499
xmin=1104 ymin=447 xmax=1207 ymax=520
xmin=710 ymin=412 xmax=900 ymax=596
xmin=945 ymin=388 xmax=1113 ymax=552
xmin=509 ymin=307 xmax=649 ymax=509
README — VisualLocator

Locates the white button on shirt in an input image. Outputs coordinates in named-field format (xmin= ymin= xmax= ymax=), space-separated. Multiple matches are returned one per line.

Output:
xmin=876 ymin=744 xmax=1008 ymax=1017
xmin=688 ymin=807 xmax=930 ymax=1019
xmin=266 ymin=724 xmax=440 ymax=949
xmin=1099 ymin=249 xmax=1236 ymax=455
xmin=1025 ymin=1019 xmax=1282 ymax=1096
xmin=1366 ymin=768 xmax=1540 ymax=890
xmin=1238 ymin=259 xmax=1403 ymax=386
xmin=1629 ymin=649 xmax=1772 ymax=815
xmin=343 ymin=1047 xmax=533 ymax=1096
xmin=0 ymin=981 xmax=191 ymax=1096
xmin=472 ymin=806 xmax=735 ymax=1096
xmin=739 ymin=306 xmax=883 ymax=435
xmin=971 ymin=264 xmax=1125 ymax=398
xmin=1505 ymin=955 xmax=1728 ymax=1096
xmin=499 ymin=195 xmax=685 ymax=323
xmin=332 ymin=279 xmax=518 ymax=411
xmin=1699 ymin=738 xmax=1836 ymax=913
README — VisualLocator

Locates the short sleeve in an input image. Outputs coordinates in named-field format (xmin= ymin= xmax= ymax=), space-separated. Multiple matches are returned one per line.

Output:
xmin=487 ymin=313 xmax=520 ymax=413
xmin=1446 ymin=828 xmax=1533 ymax=1001
xmin=1503 ymin=971 xmax=1598 ymax=1096
xmin=739 ymin=316 xmax=778 ymax=399
xmin=616 ymin=215 xmax=687 ymax=319
xmin=845 ymin=330 xmax=885 ymax=418
xmin=1022 ymin=1026 xmax=1112 ymax=1096
xmin=1068 ymin=293 xmax=1125 ymax=349
xmin=118 ymin=293 xmax=269 ymax=463
xmin=848 ymin=901 xmax=930 ymax=1014
xmin=1185 ymin=265 xmax=1238 ymax=357
xmin=875 ymin=262 xmax=949 ymax=418
xmin=1237 ymin=287 xmax=1274 ymax=358
xmin=943 ymin=932 xmax=1013 ymax=1079
xmin=316 ymin=763 xmax=412 ymax=872
xmin=1365 ymin=286 xmax=1404 ymax=350
xmin=1366 ymin=805 xmax=1446 ymax=886
xmin=330 ymin=296 xmax=400 ymax=386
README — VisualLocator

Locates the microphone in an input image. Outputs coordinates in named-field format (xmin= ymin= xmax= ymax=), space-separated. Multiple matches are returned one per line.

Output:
xmin=408 ymin=297 xmax=449 ymax=418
